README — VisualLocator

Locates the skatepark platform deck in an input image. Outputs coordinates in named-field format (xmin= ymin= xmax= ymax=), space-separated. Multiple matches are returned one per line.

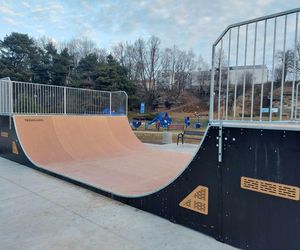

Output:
xmin=211 ymin=120 xmax=300 ymax=131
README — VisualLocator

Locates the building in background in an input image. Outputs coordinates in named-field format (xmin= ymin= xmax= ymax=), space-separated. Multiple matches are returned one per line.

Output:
xmin=228 ymin=65 xmax=268 ymax=84
xmin=145 ymin=65 xmax=269 ymax=91
xmin=190 ymin=65 xmax=269 ymax=89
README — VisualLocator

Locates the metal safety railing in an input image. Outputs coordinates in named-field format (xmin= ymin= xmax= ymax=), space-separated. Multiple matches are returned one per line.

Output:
xmin=210 ymin=8 xmax=300 ymax=123
xmin=0 ymin=79 xmax=128 ymax=116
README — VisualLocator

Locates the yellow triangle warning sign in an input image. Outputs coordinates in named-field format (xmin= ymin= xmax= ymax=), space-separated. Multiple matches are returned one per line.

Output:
xmin=12 ymin=141 xmax=19 ymax=155
xmin=179 ymin=185 xmax=209 ymax=215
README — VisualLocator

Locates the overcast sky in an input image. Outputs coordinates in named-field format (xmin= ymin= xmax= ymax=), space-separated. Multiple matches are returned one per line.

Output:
xmin=0 ymin=0 xmax=299 ymax=62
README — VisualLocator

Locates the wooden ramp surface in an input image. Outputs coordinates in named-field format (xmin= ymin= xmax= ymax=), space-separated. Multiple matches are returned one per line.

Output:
xmin=14 ymin=116 xmax=192 ymax=196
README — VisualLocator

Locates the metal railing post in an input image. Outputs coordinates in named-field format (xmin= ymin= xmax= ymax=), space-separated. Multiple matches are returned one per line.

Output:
xmin=279 ymin=15 xmax=288 ymax=120
xmin=296 ymin=82 xmax=300 ymax=119
xmin=260 ymin=20 xmax=267 ymax=121
xmin=64 ymin=87 xmax=67 ymax=115
xmin=225 ymin=30 xmax=231 ymax=120
xmin=233 ymin=26 xmax=240 ymax=119
xmin=242 ymin=25 xmax=248 ymax=120
xmin=109 ymin=92 xmax=112 ymax=115
xmin=209 ymin=45 xmax=216 ymax=122
xmin=9 ymin=80 xmax=13 ymax=115
xmin=291 ymin=12 xmax=299 ymax=120
xmin=6 ymin=81 xmax=14 ymax=115
xmin=124 ymin=91 xmax=128 ymax=116
xmin=269 ymin=17 xmax=277 ymax=121
xmin=250 ymin=22 xmax=258 ymax=121
xmin=217 ymin=39 xmax=223 ymax=120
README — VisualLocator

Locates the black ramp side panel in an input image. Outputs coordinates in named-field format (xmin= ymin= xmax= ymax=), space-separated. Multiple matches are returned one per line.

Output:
xmin=0 ymin=116 xmax=33 ymax=166
xmin=0 ymin=116 xmax=10 ymax=155
xmin=126 ymin=126 xmax=221 ymax=239
xmin=222 ymin=127 xmax=300 ymax=250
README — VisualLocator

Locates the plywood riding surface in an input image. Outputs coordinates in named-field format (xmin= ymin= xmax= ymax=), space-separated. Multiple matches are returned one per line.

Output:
xmin=14 ymin=115 xmax=192 ymax=196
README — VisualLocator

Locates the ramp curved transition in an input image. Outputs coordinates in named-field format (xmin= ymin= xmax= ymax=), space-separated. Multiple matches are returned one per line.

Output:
xmin=13 ymin=115 xmax=194 ymax=197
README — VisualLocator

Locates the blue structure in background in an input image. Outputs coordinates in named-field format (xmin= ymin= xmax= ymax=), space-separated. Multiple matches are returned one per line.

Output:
xmin=132 ymin=120 xmax=142 ymax=129
xmin=102 ymin=106 xmax=125 ymax=115
xmin=115 ymin=106 xmax=125 ymax=115
xmin=184 ymin=115 xmax=201 ymax=129
xmin=184 ymin=116 xmax=191 ymax=128
xmin=147 ymin=112 xmax=172 ymax=128
xmin=140 ymin=102 xmax=145 ymax=114
xmin=102 ymin=108 xmax=110 ymax=114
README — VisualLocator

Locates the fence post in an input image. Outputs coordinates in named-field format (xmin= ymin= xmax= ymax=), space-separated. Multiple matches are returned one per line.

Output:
xmin=209 ymin=45 xmax=216 ymax=122
xmin=126 ymin=92 xmax=128 ymax=116
xmin=64 ymin=87 xmax=67 ymax=115
xmin=296 ymin=83 xmax=300 ymax=119
xmin=124 ymin=91 xmax=128 ymax=116
xmin=9 ymin=81 xmax=13 ymax=115
xmin=109 ymin=92 xmax=112 ymax=115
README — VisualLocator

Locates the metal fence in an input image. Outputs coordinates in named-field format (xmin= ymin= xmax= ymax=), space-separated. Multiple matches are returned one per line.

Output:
xmin=0 ymin=79 xmax=128 ymax=116
xmin=210 ymin=8 xmax=300 ymax=122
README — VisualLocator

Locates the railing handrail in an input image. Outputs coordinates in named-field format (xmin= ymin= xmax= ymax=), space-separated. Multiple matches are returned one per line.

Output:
xmin=213 ymin=7 xmax=300 ymax=46
xmin=0 ymin=79 xmax=125 ymax=94
xmin=210 ymin=8 xmax=300 ymax=123
xmin=0 ymin=79 xmax=128 ymax=116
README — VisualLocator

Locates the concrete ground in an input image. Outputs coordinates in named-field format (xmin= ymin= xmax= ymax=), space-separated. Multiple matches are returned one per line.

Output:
xmin=0 ymin=146 xmax=235 ymax=250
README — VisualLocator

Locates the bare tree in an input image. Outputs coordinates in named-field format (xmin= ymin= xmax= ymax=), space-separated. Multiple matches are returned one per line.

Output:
xmin=112 ymin=42 xmax=136 ymax=80
xmin=94 ymin=48 xmax=107 ymax=63
xmin=35 ymin=36 xmax=57 ymax=51
xmin=160 ymin=46 xmax=197 ymax=96
xmin=237 ymin=72 xmax=253 ymax=96
xmin=197 ymin=55 xmax=209 ymax=71
xmin=296 ymin=41 xmax=300 ymax=75
xmin=276 ymin=42 xmax=300 ymax=82
xmin=215 ymin=48 xmax=227 ymax=69
xmin=276 ymin=50 xmax=293 ymax=82
xmin=129 ymin=36 xmax=162 ymax=110
xmin=174 ymin=49 xmax=196 ymax=94
xmin=214 ymin=48 xmax=227 ymax=81
xmin=111 ymin=37 xmax=206 ymax=110
xmin=160 ymin=46 xmax=177 ymax=88
xmin=112 ymin=42 xmax=125 ymax=66
xmin=59 ymin=38 xmax=98 ymax=68
xmin=132 ymin=38 xmax=147 ymax=87
xmin=145 ymin=36 xmax=161 ymax=90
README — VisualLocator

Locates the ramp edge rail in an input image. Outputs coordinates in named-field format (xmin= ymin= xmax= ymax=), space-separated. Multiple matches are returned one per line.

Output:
xmin=0 ymin=79 xmax=128 ymax=116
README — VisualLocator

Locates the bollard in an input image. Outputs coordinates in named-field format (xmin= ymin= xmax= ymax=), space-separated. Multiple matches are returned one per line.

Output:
xmin=162 ymin=132 xmax=172 ymax=144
